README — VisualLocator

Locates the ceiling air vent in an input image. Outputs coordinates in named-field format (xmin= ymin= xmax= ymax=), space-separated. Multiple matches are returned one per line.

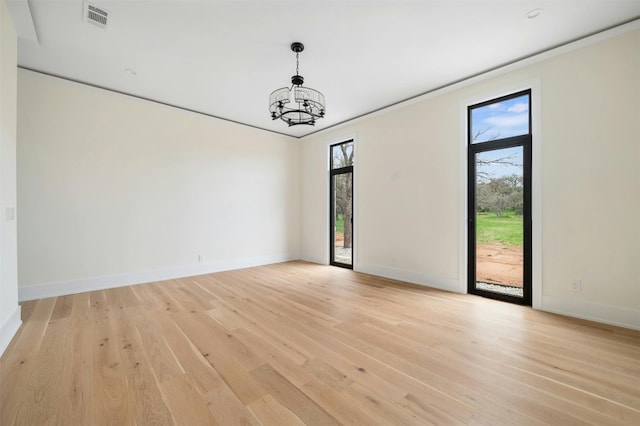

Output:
xmin=84 ymin=2 xmax=109 ymax=29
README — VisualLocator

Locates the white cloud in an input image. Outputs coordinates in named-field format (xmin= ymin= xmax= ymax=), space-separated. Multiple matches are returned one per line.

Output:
xmin=485 ymin=113 xmax=528 ymax=128
xmin=487 ymin=102 xmax=503 ymax=109
xmin=507 ymin=103 xmax=529 ymax=113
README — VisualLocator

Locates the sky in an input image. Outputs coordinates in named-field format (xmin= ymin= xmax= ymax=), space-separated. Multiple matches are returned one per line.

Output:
xmin=471 ymin=94 xmax=530 ymax=143
xmin=471 ymin=94 xmax=529 ymax=179
xmin=476 ymin=146 xmax=523 ymax=180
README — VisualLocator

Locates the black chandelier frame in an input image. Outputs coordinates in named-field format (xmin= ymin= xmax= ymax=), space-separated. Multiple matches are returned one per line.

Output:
xmin=269 ymin=42 xmax=326 ymax=127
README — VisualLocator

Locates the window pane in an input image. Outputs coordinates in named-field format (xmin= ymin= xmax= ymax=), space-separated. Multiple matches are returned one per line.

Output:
xmin=470 ymin=94 xmax=529 ymax=143
xmin=475 ymin=146 xmax=524 ymax=297
xmin=331 ymin=141 xmax=353 ymax=169
xmin=333 ymin=173 xmax=352 ymax=266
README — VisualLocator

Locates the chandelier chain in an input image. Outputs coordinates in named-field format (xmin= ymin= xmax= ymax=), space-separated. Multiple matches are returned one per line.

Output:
xmin=296 ymin=51 xmax=299 ymax=76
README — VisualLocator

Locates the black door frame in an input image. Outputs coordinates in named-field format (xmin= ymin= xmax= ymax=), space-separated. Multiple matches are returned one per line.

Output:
xmin=467 ymin=91 xmax=532 ymax=306
xmin=330 ymin=140 xmax=354 ymax=269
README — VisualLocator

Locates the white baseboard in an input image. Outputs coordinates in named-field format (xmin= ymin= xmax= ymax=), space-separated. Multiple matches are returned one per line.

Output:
xmin=18 ymin=254 xmax=299 ymax=302
xmin=0 ymin=305 xmax=22 ymax=357
xmin=299 ymin=253 xmax=327 ymax=265
xmin=541 ymin=295 xmax=640 ymax=330
xmin=354 ymin=265 xmax=640 ymax=331
xmin=18 ymin=257 xmax=639 ymax=331
xmin=357 ymin=263 xmax=460 ymax=293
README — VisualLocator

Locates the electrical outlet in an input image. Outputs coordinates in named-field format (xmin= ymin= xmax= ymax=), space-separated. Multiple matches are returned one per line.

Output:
xmin=198 ymin=255 xmax=203 ymax=263
xmin=571 ymin=280 xmax=582 ymax=292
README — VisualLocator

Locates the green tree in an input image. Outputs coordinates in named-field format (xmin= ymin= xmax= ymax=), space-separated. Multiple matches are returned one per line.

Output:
xmin=477 ymin=174 xmax=523 ymax=217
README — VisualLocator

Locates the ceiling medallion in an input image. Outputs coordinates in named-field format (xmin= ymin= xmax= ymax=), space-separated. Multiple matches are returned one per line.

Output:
xmin=269 ymin=42 xmax=326 ymax=126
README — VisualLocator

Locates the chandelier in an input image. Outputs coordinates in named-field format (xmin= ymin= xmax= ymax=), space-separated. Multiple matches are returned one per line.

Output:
xmin=269 ymin=42 xmax=325 ymax=126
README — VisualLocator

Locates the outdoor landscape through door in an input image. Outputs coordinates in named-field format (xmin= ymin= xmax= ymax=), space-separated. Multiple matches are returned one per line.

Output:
xmin=468 ymin=91 xmax=532 ymax=305
xmin=330 ymin=140 xmax=353 ymax=268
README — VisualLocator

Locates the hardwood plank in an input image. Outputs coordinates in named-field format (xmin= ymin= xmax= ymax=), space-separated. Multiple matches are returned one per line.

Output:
xmin=66 ymin=293 xmax=94 ymax=424
xmin=1 ymin=298 xmax=56 ymax=425
xmin=130 ymin=282 xmax=169 ymax=311
xmin=301 ymin=358 xmax=353 ymax=391
xmin=397 ymin=393 xmax=470 ymax=426
xmin=236 ymin=300 xmax=316 ymax=365
xmin=113 ymin=305 xmax=175 ymax=425
xmin=179 ymin=312 xmax=264 ymax=371
xmin=248 ymin=394 xmax=305 ymax=426
xmin=155 ymin=279 xmax=209 ymax=313
xmin=299 ymin=379 xmax=383 ymax=425
xmin=130 ymin=308 xmax=185 ymax=384
xmin=359 ymin=316 xmax=640 ymax=424
xmin=467 ymin=403 xmax=547 ymax=426
xmin=200 ymin=384 xmax=262 ymax=425
xmin=295 ymin=315 xmax=476 ymax=422
xmin=206 ymin=305 xmax=250 ymax=331
xmin=171 ymin=312 xmax=267 ymax=404
xmin=250 ymin=364 xmax=340 ymax=426
xmin=341 ymin=381 xmax=431 ymax=426
xmin=2 ymin=261 xmax=639 ymax=425
xmin=90 ymin=291 xmax=135 ymax=425
xmin=148 ymin=312 xmax=260 ymax=424
xmin=147 ymin=281 xmax=185 ymax=314
xmin=232 ymin=327 xmax=315 ymax=388
xmin=320 ymin=315 xmax=505 ymax=414
xmin=147 ymin=309 xmax=225 ymax=394
xmin=159 ymin=375 xmax=216 ymax=425
xmin=12 ymin=316 xmax=74 ymax=425
xmin=50 ymin=294 xmax=74 ymax=321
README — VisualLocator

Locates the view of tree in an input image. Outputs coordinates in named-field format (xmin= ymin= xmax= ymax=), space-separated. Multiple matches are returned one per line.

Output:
xmin=476 ymin=174 xmax=523 ymax=217
xmin=333 ymin=143 xmax=353 ymax=249
xmin=474 ymin=128 xmax=523 ymax=217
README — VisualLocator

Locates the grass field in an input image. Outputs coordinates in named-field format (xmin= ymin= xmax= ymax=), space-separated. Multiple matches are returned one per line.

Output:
xmin=476 ymin=210 xmax=523 ymax=246
xmin=335 ymin=212 xmax=520 ymax=245
xmin=335 ymin=215 xmax=344 ymax=233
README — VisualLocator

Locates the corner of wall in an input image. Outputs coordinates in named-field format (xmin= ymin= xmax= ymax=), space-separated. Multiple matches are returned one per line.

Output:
xmin=0 ymin=305 xmax=21 ymax=357
xmin=0 ymin=0 xmax=21 ymax=358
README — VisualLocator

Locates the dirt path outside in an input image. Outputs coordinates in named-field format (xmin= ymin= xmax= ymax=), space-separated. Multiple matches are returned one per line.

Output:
xmin=476 ymin=242 xmax=523 ymax=287
xmin=333 ymin=233 xmax=522 ymax=288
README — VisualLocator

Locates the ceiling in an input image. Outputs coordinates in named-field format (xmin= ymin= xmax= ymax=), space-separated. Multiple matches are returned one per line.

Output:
xmin=8 ymin=1 xmax=640 ymax=138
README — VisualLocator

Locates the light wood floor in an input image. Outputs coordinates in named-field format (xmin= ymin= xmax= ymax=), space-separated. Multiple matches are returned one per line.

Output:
xmin=2 ymin=261 xmax=639 ymax=425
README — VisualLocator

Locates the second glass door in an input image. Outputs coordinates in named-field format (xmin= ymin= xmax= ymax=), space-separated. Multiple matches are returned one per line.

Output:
xmin=330 ymin=141 xmax=354 ymax=268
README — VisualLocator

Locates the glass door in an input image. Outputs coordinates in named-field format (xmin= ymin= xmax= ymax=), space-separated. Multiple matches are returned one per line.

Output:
xmin=330 ymin=141 xmax=354 ymax=268
xmin=472 ymin=146 xmax=527 ymax=300
xmin=468 ymin=91 xmax=531 ymax=305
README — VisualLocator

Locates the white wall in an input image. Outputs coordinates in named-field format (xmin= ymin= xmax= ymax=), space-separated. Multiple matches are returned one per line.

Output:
xmin=17 ymin=70 xmax=300 ymax=299
xmin=0 ymin=0 xmax=21 ymax=356
xmin=300 ymin=26 xmax=640 ymax=329
xmin=13 ymin=21 xmax=640 ymax=330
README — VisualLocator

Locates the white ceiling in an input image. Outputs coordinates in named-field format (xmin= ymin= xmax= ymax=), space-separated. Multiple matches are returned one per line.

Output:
xmin=9 ymin=0 xmax=640 ymax=138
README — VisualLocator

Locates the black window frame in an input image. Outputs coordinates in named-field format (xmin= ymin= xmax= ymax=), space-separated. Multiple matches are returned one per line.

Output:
xmin=467 ymin=89 xmax=532 ymax=306
xmin=330 ymin=140 xmax=354 ymax=269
